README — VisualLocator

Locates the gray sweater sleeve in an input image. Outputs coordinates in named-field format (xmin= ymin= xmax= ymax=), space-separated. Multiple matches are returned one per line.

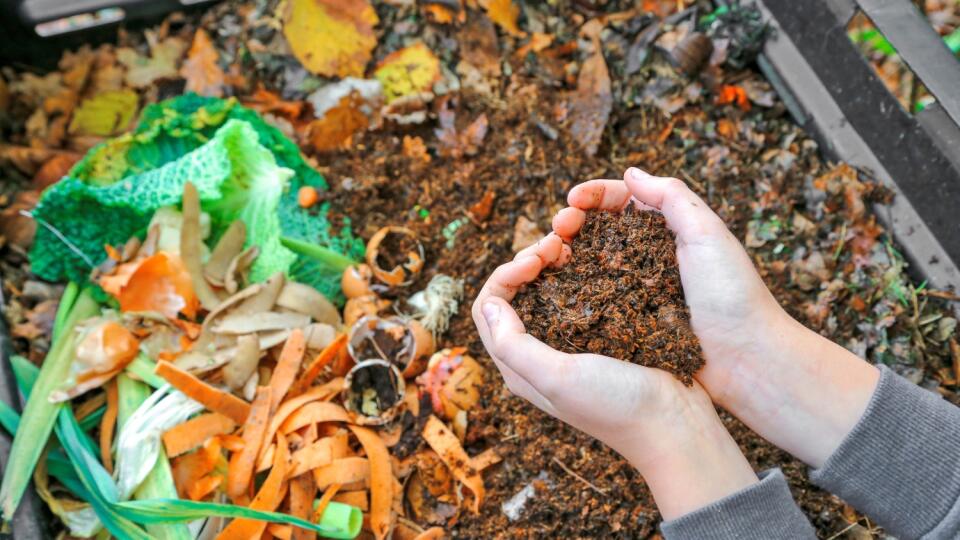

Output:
xmin=810 ymin=365 xmax=960 ymax=539
xmin=660 ymin=469 xmax=816 ymax=539
xmin=661 ymin=365 xmax=960 ymax=540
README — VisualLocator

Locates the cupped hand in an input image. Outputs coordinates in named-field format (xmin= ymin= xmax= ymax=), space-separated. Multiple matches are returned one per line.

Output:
xmin=553 ymin=168 xmax=787 ymax=407
xmin=554 ymin=167 xmax=879 ymax=468
xmin=471 ymin=233 xmax=758 ymax=518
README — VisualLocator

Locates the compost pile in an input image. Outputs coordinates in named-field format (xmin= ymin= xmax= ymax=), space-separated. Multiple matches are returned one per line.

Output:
xmin=513 ymin=209 xmax=703 ymax=384
xmin=1 ymin=1 xmax=959 ymax=539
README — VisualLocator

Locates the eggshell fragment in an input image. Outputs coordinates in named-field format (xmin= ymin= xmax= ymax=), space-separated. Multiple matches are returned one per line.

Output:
xmin=365 ymin=226 xmax=425 ymax=287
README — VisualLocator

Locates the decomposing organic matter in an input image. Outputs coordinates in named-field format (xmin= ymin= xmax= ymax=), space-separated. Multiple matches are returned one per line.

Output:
xmin=513 ymin=208 xmax=704 ymax=384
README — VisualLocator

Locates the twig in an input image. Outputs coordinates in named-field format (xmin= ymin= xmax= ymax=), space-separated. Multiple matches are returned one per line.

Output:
xmin=920 ymin=289 xmax=960 ymax=302
xmin=551 ymin=457 xmax=607 ymax=496
xmin=19 ymin=210 xmax=96 ymax=268
xmin=825 ymin=521 xmax=858 ymax=540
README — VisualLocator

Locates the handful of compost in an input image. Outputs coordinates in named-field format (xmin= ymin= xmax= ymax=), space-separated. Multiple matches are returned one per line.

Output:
xmin=512 ymin=207 xmax=704 ymax=384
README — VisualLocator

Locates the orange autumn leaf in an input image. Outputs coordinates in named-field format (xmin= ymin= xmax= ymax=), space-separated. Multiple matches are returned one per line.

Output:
xmin=100 ymin=252 xmax=199 ymax=319
xmin=716 ymin=84 xmax=751 ymax=111
xmin=485 ymin=0 xmax=524 ymax=36
xmin=181 ymin=29 xmax=225 ymax=98
xmin=304 ymin=94 xmax=370 ymax=152
xmin=282 ymin=0 xmax=379 ymax=78
xmin=423 ymin=4 xmax=457 ymax=24
xmin=242 ymin=87 xmax=304 ymax=120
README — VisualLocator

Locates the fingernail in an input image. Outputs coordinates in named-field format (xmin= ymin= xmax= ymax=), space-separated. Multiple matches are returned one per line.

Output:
xmin=482 ymin=301 xmax=500 ymax=328
xmin=627 ymin=167 xmax=647 ymax=182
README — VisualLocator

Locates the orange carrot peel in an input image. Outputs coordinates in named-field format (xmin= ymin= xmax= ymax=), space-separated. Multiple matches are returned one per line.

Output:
xmin=421 ymin=415 xmax=484 ymax=513
xmin=349 ymin=425 xmax=395 ymax=540
xmin=155 ymin=360 xmax=251 ymax=424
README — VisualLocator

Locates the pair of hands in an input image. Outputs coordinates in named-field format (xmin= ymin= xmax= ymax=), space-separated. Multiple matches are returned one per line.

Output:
xmin=471 ymin=167 xmax=880 ymax=520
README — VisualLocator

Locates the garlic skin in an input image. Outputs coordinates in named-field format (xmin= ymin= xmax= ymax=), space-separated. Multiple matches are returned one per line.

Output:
xmin=408 ymin=274 xmax=464 ymax=336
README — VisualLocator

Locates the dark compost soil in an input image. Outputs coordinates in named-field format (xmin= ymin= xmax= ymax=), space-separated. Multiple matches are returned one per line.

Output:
xmin=512 ymin=208 xmax=704 ymax=384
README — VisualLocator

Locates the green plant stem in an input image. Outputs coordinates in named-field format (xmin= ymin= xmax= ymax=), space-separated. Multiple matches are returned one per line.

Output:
xmin=0 ymin=285 xmax=99 ymax=520
xmin=125 ymin=355 xmax=165 ymax=390
xmin=281 ymin=236 xmax=357 ymax=272
xmin=53 ymin=282 xmax=79 ymax=341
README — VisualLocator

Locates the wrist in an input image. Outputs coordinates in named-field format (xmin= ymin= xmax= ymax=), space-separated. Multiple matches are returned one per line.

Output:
xmin=623 ymin=390 xmax=758 ymax=521
xmin=713 ymin=311 xmax=880 ymax=468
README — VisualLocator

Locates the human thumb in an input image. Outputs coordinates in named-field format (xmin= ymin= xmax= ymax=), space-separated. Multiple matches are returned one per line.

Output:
xmin=481 ymin=300 xmax=501 ymax=331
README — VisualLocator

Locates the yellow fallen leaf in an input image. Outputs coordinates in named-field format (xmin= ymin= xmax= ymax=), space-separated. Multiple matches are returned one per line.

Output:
xmin=374 ymin=43 xmax=442 ymax=103
xmin=68 ymin=90 xmax=138 ymax=136
xmin=181 ymin=29 xmax=225 ymax=98
xmin=282 ymin=0 xmax=379 ymax=78
xmin=484 ymin=0 xmax=524 ymax=36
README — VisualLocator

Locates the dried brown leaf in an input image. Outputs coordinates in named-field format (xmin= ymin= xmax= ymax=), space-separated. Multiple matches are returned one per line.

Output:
xmin=181 ymin=29 xmax=226 ymax=97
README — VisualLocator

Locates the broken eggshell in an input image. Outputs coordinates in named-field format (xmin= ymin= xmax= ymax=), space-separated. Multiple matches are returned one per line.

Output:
xmin=342 ymin=359 xmax=406 ymax=426
xmin=347 ymin=315 xmax=433 ymax=378
xmin=365 ymin=226 xmax=425 ymax=287
xmin=341 ymin=264 xmax=375 ymax=299
xmin=343 ymin=294 xmax=392 ymax=327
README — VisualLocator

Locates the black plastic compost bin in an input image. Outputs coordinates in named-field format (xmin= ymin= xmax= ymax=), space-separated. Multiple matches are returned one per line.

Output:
xmin=0 ymin=0 xmax=218 ymax=67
